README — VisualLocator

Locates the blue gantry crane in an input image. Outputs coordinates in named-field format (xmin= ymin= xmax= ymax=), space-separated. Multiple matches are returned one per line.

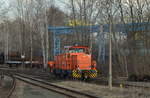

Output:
xmin=48 ymin=22 xmax=150 ymax=63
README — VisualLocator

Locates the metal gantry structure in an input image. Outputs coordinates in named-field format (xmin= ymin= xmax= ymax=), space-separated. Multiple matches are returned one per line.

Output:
xmin=48 ymin=25 xmax=104 ymax=59
xmin=48 ymin=22 xmax=150 ymax=62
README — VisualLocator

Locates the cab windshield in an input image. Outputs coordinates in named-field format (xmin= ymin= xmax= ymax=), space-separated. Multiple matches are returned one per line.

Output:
xmin=68 ymin=48 xmax=90 ymax=54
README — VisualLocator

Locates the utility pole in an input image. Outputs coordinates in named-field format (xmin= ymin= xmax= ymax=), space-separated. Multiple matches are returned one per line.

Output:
xmin=44 ymin=1 xmax=49 ymax=69
xmin=109 ymin=19 xmax=112 ymax=90
xmin=108 ymin=0 xmax=113 ymax=90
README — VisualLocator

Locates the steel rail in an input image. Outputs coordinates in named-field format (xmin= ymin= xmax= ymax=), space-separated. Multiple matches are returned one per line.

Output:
xmin=1 ymin=67 xmax=150 ymax=90
xmin=14 ymin=73 xmax=98 ymax=98
xmin=2 ymin=74 xmax=16 ymax=98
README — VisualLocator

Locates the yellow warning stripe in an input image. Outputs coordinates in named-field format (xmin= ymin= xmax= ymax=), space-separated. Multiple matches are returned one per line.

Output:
xmin=72 ymin=70 xmax=81 ymax=78
xmin=72 ymin=70 xmax=98 ymax=78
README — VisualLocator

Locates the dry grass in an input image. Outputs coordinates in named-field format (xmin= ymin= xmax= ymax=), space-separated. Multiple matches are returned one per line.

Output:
xmin=52 ymin=80 xmax=150 ymax=98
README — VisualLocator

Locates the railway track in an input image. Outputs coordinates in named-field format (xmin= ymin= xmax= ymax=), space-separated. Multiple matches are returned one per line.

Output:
xmin=0 ymin=74 xmax=16 ymax=98
xmin=13 ymin=73 xmax=98 ymax=98
xmin=1 ymin=67 xmax=150 ymax=90
xmin=1 ymin=67 xmax=98 ymax=98
xmin=6 ymin=75 xmax=16 ymax=98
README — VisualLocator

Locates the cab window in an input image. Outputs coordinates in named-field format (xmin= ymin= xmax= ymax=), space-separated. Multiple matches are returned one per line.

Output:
xmin=68 ymin=48 xmax=90 ymax=54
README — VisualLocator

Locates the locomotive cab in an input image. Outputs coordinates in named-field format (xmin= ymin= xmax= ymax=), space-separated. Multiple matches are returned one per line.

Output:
xmin=68 ymin=46 xmax=90 ymax=54
xmin=67 ymin=46 xmax=92 ymax=70
xmin=67 ymin=46 xmax=97 ymax=79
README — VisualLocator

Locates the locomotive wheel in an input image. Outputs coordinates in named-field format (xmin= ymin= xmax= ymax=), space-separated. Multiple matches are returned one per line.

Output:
xmin=81 ymin=73 xmax=88 ymax=81
xmin=60 ymin=73 xmax=65 ymax=79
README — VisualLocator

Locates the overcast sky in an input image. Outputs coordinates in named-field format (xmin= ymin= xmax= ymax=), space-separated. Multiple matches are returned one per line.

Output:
xmin=55 ymin=0 xmax=69 ymax=12
xmin=1 ymin=0 xmax=69 ymax=19
xmin=5 ymin=0 xmax=69 ymax=12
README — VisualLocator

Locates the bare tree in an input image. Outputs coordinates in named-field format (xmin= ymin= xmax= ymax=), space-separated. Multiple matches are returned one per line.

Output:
xmin=0 ymin=0 xmax=11 ymax=62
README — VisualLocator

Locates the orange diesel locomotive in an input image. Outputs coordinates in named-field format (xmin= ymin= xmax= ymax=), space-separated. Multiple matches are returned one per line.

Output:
xmin=48 ymin=46 xmax=97 ymax=79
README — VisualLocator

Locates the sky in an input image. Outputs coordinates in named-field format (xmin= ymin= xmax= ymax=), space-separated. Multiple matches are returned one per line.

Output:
xmin=4 ymin=0 xmax=69 ymax=12
xmin=55 ymin=0 xmax=69 ymax=12
xmin=1 ymin=0 xmax=69 ymax=19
